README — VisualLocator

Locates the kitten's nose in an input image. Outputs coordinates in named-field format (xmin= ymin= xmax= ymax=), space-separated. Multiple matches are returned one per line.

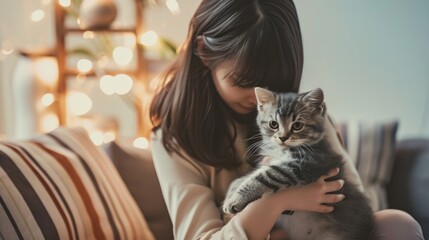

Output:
xmin=279 ymin=136 xmax=288 ymax=142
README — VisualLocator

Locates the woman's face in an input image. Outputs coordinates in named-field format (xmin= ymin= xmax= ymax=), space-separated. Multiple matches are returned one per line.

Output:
xmin=211 ymin=62 xmax=257 ymax=114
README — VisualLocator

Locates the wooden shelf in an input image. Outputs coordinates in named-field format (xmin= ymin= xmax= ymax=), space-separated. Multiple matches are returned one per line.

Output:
xmin=18 ymin=48 xmax=56 ymax=58
xmin=65 ymin=68 xmax=138 ymax=77
xmin=65 ymin=27 xmax=137 ymax=34
xmin=54 ymin=0 xmax=149 ymax=137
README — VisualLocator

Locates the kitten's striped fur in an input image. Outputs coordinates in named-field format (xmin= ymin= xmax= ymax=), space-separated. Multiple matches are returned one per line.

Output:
xmin=222 ymin=88 xmax=374 ymax=240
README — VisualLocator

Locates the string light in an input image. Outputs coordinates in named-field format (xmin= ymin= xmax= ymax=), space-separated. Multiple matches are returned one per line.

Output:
xmin=165 ymin=0 xmax=180 ymax=15
xmin=89 ymin=131 xmax=104 ymax=146
xmin=67 ymin=91 xmax=92 ymax=116
xmin=77 ymin=59 xmax=93 ymax=73
xmin=31 ymin=10 xmax=45 ymax=22
xmin=114 ymin=74 xmax=133 ymax=95
xmin=76 ymin=73 xmax=86 ymax=83
xmin=112 ymin=47 xmax=133 ymax=66
xmin=41 ymin=93 xmax=55 ymax=107
xmin=58 ymin=0 xmax=71 ymax=7
xmin=89 ymin=131 xmax=117 ymax=145
xmin=133 ymin=137 xmax=149 ymax=149
xmin=139 ymin=31 xmax=158 ymax=47
xmin=99 ymin=74 xmax=133 ymax=95
xmin=99 ymin=75 xmax=116 ymax=95
xmin=83 ymin=31 xmax=95 ymax=39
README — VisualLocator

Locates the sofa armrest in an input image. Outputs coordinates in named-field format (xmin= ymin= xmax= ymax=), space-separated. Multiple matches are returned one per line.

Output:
xmin=387 ymin=138 xmax=429 ymax=237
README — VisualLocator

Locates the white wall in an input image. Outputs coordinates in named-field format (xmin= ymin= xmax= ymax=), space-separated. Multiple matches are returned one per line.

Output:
xmin=294 ymin=1 xmax=429 ymax=140
xmin=1 ymin=0 xmax=428 ymax=140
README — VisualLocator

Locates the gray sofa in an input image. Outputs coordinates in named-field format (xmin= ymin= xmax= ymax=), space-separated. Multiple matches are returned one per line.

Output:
xmin=105 ymin=138 xmax=429 ymax=239
xmin=387 ymin=138 xmax=429 ymax=237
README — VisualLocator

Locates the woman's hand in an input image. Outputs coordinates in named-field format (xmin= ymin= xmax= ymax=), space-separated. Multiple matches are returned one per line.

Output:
xmin=269 ymin=167 xmax=345 ymax=213
xmin=238 ymin=168 xmax=344 ymax=240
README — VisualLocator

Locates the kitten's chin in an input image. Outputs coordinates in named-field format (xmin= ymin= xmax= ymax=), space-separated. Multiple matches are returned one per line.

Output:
xmin=277 ymin=144 xmax=290 ymax=151
xmin=280 ymin=144 xmax=289 ymax=149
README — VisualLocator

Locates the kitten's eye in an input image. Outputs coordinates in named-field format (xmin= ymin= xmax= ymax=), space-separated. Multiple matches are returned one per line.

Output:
xmin=269 ymin=121 xmax=279 ymax=130
xmin=292 ymin=122 xmax=304 ymax=132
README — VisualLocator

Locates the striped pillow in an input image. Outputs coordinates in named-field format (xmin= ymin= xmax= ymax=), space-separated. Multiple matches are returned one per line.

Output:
xmin=0 ymin=127 xmax=154 ymax=240
xmin=336 ymin=121 xmax=399 ymax=211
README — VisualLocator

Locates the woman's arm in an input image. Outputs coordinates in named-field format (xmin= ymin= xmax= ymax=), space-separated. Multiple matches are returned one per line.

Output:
xmin=238 ymin=168 xmax=344 ymax=240
xmin=152 ymin=131 xmax=344 ymax=240
xmin=152 ymin=131 xmax=246 ymax=239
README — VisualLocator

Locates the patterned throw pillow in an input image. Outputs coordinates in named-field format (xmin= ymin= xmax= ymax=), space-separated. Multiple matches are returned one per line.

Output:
xmin=336 ymin=121 xmax=399 ymax=211
xmin=0 ymin=127 xmax=154 ymax=240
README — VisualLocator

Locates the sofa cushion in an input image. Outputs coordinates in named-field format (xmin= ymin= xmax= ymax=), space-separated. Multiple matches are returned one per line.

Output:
xmin=0 ymin=127 xmax=154 ymax=240
xmin=336 ymin=120 xmax=399 ymax=211
xmin=387 ymin=138 xmax=429 ymax=237
xmin=102 ymin=140 xmax=174 ymax=240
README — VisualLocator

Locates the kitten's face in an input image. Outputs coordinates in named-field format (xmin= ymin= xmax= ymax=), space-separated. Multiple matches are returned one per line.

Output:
xmin=255 ymin=88 xmax=326 ymax=150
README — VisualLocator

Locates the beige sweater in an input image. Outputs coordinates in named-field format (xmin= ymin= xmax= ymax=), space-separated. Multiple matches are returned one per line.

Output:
xmin=151 ymin=116 xmax=363 ymax=240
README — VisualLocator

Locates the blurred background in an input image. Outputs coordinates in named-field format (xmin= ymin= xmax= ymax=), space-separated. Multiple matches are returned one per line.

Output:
xmin=0 ymin=0 xmax=428 ymax=146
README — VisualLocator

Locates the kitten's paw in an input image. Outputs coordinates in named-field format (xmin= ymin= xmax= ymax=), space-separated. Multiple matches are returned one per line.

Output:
xmin=222 ymin=193 xmax=247 ymax=214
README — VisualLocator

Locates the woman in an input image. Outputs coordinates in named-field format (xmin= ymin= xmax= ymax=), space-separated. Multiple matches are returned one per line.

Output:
xmin=150 ymin=0 xmax=424 ymax=239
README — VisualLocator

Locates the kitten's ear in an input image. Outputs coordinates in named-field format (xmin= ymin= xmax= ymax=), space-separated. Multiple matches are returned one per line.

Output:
xmin=255 ymin=87 xmax=275 ymax=106
xmin=303 ymin=88 xmax=326 ymax=114
xmin=303 ymin=88 xmax=324 ymax=106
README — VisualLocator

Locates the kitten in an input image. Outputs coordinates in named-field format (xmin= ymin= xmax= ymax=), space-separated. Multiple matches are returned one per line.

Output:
xmin=222 ymin=87 xmax=374 ymax=240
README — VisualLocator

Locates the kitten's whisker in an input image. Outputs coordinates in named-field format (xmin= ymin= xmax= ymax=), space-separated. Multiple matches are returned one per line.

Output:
xmin=243 ymin=133 xmax=263 ymax=142
xmin=302 ymin=144 xmax=315 ymax=158
xmin=297 ymin=146 xmax=304 ymax=160
xmin=244 ymin=141 xmax=265 ymax=158
xmin=300 ymin=145 xmax=311 ymax=158
xmin=245 ymin=141 xmax=272 ymax=159
xmin=248 ymin=142 xmax=270 ymax=155
xmin=247 ymin=140 xmax=263 ymax=150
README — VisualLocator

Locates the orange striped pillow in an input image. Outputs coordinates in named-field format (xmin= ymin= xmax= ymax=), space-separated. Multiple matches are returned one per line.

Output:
xmin=0 ymin=127 xmax=154 ymax=240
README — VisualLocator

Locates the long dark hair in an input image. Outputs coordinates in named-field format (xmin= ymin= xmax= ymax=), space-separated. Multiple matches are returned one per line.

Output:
xmin=150 ymin=0 xmax=303 ymax=169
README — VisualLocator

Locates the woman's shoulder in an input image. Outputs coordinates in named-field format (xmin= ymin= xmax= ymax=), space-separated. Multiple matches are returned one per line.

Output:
xmin=151 ymin=128 xmax=252 ymax=177
xmin=151 ymin=129 xmax=215 ymax=178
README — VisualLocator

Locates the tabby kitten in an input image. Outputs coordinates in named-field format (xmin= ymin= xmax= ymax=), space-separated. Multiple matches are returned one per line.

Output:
xmin=222 ymin=87 xmax=374 ymax=240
